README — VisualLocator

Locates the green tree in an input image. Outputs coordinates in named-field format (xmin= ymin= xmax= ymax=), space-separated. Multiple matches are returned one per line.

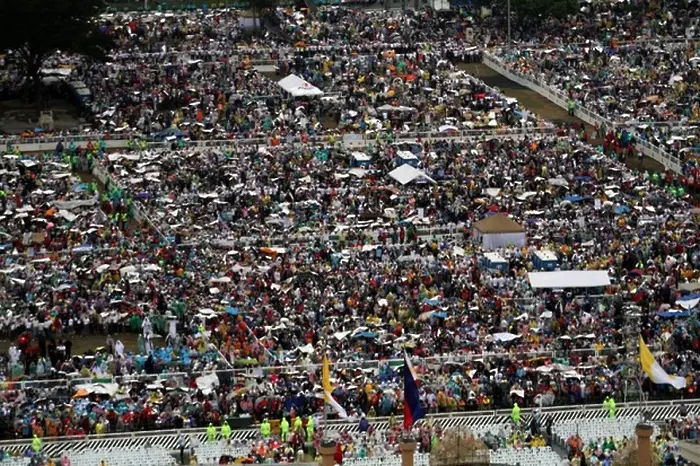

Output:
xmin=512 ymin=0 xmax=577 ymax=19
xmin=0 ymin=0 xmax=113 ymax=112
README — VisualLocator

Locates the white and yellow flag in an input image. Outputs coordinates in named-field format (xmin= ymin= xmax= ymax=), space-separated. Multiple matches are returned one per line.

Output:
xmin=639 ymin=337 xmax=686 ymax=389
xmin=322 ymin=355 xmax=349 ymax=419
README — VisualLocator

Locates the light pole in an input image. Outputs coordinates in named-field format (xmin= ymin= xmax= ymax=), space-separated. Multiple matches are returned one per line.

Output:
xmin=507 ymin=0 xmax=511 ymax=49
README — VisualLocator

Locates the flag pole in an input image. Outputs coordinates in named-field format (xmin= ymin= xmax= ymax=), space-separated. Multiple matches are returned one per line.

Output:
xmin=323 ymin=345 xmax=329 ymax=442
xmin=402 ymin=351 xmax=410 ymax=441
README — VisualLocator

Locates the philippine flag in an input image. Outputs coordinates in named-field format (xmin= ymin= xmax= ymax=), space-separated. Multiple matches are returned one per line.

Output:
xmin=403 ymin=352 xmax=425 ymax=430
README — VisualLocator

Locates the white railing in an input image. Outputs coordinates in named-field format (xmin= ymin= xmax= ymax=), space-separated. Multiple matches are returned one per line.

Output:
xmin=0 ymin=344 xmax=627 ymax=391
xmin=481 ymin=51 xmax=683 ymax=174
xmin=507 ymin=36 xmax=699 ymax=51
xmin=4 ymin=125 xmax=559 ymax=154
xmin=0 ymin=397 xmax=695 ymax=449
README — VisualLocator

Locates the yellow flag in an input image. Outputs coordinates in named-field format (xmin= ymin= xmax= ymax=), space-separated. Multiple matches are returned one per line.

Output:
xmin=322 ymin=355 xmax=348 ymax=419
xmin=322 ymin=356 xmax=333 ymax=397
xmin=639 ymin=337 xmax=686 ymax=389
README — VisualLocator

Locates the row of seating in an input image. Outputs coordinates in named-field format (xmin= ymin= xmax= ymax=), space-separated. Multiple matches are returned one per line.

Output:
xmin=344 ymin=453 xmax=430 ymax=466
xmin=0 ymin=458 xmax=32 ymax=466
xmin=62 ymin=447 xmax=176 ymax=466
xmin=194 ymin=444 xmax=252 ymax=464
xmin=489 ymin=446 xmax=560 ymax=466
xmin=552 ymin=418 xmax=658 ymax=446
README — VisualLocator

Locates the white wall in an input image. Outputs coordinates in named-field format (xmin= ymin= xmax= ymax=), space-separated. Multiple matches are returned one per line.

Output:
xmin=475 ymin=231 xmax=526 ymax=250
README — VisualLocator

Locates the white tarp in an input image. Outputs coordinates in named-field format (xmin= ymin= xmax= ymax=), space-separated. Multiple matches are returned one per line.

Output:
xmin=278 ymin=74 xmax=324 ymax=97
xmin=388 ymin=165 xmax=435 ymax=185
xmin=679 ymin=298 xmax=700 ymax=310
xmin=195 ymin=373 xmax=220 ymax=395
xmin=297 ymin=343 xmax=315 ymax=354
xmin=492 ymin=332 xmax=520 ymax=342
xmin=75 ymin=383 xmax=120 ymax=397
xmin=528 ymin=271 xmax=611 ymax=289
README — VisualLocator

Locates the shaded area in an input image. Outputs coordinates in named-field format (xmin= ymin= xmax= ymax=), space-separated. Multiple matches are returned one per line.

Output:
xmin=0 ymin=332 xmax=143 ymax=356
xmin=0 ymin=99 xmax=82 ymax=134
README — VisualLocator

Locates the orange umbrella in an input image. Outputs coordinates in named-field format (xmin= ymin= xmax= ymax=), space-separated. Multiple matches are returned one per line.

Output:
xmin=260 ymin=247 xmax=278 ymax=257
xmin=72 ymin=388 xmax=90 ymax=399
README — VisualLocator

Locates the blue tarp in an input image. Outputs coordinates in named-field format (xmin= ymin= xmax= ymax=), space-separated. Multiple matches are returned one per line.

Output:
xmin=564 ymin=195 xmax=588 ymax=203
xmin=678 ymin=293 xmax=700 ymax=302
xmin=226 ymin=307 xmax=240 ymax=316
xmin=424 ymin=297 xmax=441 ymax=306
xmin=432 ymin=312 xmax=447 ymax=319
xmin=354 ymin=331 xmax=378 ymax=339
xmin=154 ymin=128 xmax=186 ymax=140
xmin=615 ymin=205 xmax=630 ymax=215
xmin=658 ymin=311 xmax=691 ymax=318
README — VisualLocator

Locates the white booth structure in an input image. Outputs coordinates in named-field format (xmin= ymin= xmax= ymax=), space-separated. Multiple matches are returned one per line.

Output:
xmin=277 ymin=74 xmax=324 ymax=97
xmin=472 ymin=214 xmax=526 ymax=250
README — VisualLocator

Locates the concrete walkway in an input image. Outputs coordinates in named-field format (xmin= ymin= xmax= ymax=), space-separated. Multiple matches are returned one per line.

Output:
xmin=461 ymin=62 xmax=665 ymax=173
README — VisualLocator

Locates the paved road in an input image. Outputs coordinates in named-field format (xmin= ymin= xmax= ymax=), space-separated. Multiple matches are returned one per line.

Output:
xmin=3 ymin=400 xmax=698 ymax=457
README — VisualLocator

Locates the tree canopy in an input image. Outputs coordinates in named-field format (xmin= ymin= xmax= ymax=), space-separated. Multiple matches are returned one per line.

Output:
xmin=512 ymin=0 xmax=578 ymax=20
xmin=0 ymin=0 xmax=113 ymax=102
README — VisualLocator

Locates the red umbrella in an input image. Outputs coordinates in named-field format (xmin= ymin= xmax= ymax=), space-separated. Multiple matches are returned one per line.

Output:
xmin=270 ymin=440 xmax=282 ymax=450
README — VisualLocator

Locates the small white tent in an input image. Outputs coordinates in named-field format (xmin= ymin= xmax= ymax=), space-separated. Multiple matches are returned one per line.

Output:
xmin=278 ymin=74 xmax=323 ymax=97
xmin=388 ymin=165 xmax=435 ymax=185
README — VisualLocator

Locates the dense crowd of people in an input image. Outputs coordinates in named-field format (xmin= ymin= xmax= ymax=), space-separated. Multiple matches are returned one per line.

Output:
xmin=0 ymin=127 xmax=699 ymax=441
xmin=495 ymin=43 xmax=700 ymax=165
xmin=0 ymin=1 xmax=700 ymax=460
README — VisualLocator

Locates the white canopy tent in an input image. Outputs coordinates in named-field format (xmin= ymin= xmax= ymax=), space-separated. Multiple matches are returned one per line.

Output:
xmin=278 ymin=74 xmax=324 ymax=97
xmin=388 ymin=165 xmax=436 ymax=185
xmin=528 ymin=271 xmax=611 ymax=289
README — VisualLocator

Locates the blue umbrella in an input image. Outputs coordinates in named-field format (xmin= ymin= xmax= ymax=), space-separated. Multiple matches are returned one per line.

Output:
xmin=615 ymin=205 xmax=630 ymax=215
xmin=226 ymin=307 xmax=240 ymax=316
xmin=424 ymin=297 xmax=440 ymax=306
xmin=563 ymin=195 xmax=587 ymax=203
xmin=355 ymin=331 xmax=378 ymax=339
xmin=432 ymin=312 xmax=447 ymax=319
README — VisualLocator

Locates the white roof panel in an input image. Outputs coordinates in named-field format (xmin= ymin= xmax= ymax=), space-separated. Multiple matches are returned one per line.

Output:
xmin=387 ymin=165 xmax=435 ymax=185
xmin=278 ymin=74 xmax=323 ymax=97
xmin=528 ymin=271 xmax=610 ymax=289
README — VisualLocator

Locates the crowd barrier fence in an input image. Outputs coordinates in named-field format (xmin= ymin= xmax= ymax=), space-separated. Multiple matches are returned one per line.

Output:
xmin=481 ymin=52 xmax=684 ymax=174
xmin=0 ymin=396 xmax=695 ymax=448
xmin=3 ymin=125 xmax=558 ymax=154
xmin=1 ymin=344 xmax=630 ymax=391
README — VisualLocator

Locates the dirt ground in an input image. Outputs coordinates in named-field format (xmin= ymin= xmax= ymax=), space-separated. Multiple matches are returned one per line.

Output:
xmin=461 ymin=62 xmax=666 ymax=174
xmin=0 ymin=99 xmax=82 ymax=134
xmin=0 ymin=332 xmax=157 ymax=356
